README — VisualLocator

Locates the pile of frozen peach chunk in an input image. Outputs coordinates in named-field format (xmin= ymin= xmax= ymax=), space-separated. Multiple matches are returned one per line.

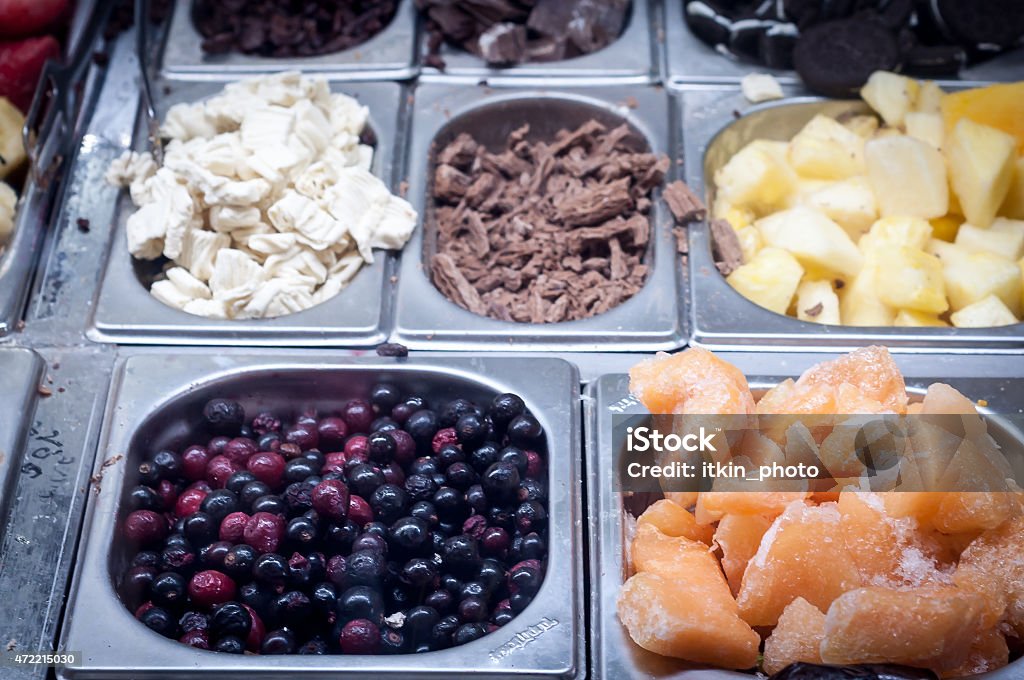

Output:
xmin=618 ymin=346 xmax=1023 ymax=678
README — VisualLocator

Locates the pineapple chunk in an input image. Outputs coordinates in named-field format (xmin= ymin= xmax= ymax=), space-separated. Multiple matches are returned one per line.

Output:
xmin=874 ymin=246 xmax=948 ymax=314
xmin=755 ymin=207 xmax=864 ymax=279
xmin=950 ymin=295 xmax=1019 ymax=328
xmin=841 ymin=115 xmax=879 ymax=139
xmin=0 ymin=181 xmax=16 ymax=244
xmin=714 ymin=140 xmax=796 ymax=214
xmin=936 ymin=248 xmax=1022 ymax=316
xmin=860 ymin=71 xmax=919 ymax=127
xmin=914 ymin=81 xmax=945 ymax=115
xmin=947 ymin=118 xmax=1016 ymax=228
xmin=865 ymin=135 xmax=948 ymax=219
xmin=713 ymin=197 xmax=756 ymax=231
xmin=904 ymin=111 xmax=944 ymax=150
xmin=799 ymin=177 xmax=877 ymax=241
xmin=787 ymin=114 xmax=866 ymax=180
xmin=1001 ymin=156 xmax=1024 ymax=219
xmin=860 ymin=216 xmax=933 ymax=253
xmin=796 ymin=280 xmax=840 ymax=324
xmin=727 ymin=247 xmax=804 ymax=316
xmin=0 ymin=97 xmax=26 ymax=182
xmin=929 ymin=215 xmax=962 ymax=242
xmin=735 ymin=225 xmax=762 ymax=263
xmin=894 ymin=309 xmax=949 ymax=327
xmin=839 ymin=254 xmax=895 ymax=326
xmin=954 ymin=219 xmax=1024 ymax=260
xmin=941 ymin=82 xmax=1024 ymax=154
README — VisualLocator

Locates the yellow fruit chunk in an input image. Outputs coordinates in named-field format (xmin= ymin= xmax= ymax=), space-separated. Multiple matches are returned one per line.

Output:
xmin=904 ymin=111 xmax=944 ymax=150
xmin=734 ymin=225 xmax=761 ymax=262
xmin=796 ymin=280 xmax=840 ymax=325
xmin=930 ymin=243 xmax=1022 ymax=315
xmin=839 ymin=254 xmax=895 ymax=326
xmin=0 ymin=182 xmax=15 ymax=243
xmin=714 ymin=513 xmax=772 ymax=595
xmin=762 ymin=597 xmax=825 ymax=675
xmin=865 ymin=134 xmax=948 ymax=219
xmin=874 ymin=246 xmax=948 ymax=314
xmin=787 ymin=114 xmax=866 ymax=180
xmin=794 ymin=345 xmax=908 ymax=414
xmin=799 ymin=176 xmax=877 ymax=240
xmin=950 ymin=295 xmax=1018 ymax=328
xmin=842 ymin=115 xmax=879 ymax=138
xmin=0 ymin=97 xmax=26 ymax=181
xmin=954 ymin=516 xmax=1024 ymax=636
xmin=629 ymin=347 xmax=755 ymax=416
xmin=820 ymin=586 xmax=985 ymax=674
xmin=1001 ymin=156 xmax=1024 ymax=219
xmin=928 ymin=214 xmax=962 ymax=242
xmin=755 ymin=207 xmax=864 ymax=279
xmin=713 ymin=197 xmax=756 ymax=231
xmin=947 ymin=119 xmax=1017 ymax=228
xmin=860 ymin=71 xmax=919 ymax=127
xmin=714 ymin=140 xmax=796 ymax=215
xmin=954 ymin=219 xmax=1024 ymax=260
xmin=637 ymin=499 xmax=713 ymax=545
xmin=736 ymin=502 xmax=863 ymax=626
xmin=727 ymin=247 xmax=804 ymax=316
xmin=696 ymin=491 xmax=809 ymax=526
xmin=914 ymin=81 xmax=945 ymax=115
xmin=941 ymin=82 xmax=1024 ymax=154
xmin=894 ymin=310 xmax=949 ymax=327
xmin=861 ymin=215 xmax=933 ymax=253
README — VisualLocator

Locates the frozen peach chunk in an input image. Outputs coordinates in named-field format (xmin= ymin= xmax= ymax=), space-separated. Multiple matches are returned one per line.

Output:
xmin=762 ymin=597 xmax=826 ymax=675
xmin=630 ymin=523 xmax=710 ymax=577
xmin=629 ymin=348 xmax=755 ymax=416
xmin=820 ymin=586 xmax=985 ymax=675
xmin=714 ymin=513 xmax=772 ymax=595
xmin=794 ymin=345 xmax=908 ymax=414
xmin=946 ymin=627 xmax=1009 ymax=679
xmin=663 ymin=491 xmax=698 ymax=510
xmin=736 ymin=502 xmax=862 ymax=626
xmin=756 ymin=379 xmax=837 ymax=416
xmin=695 ymin=491 xmax=810 ymax=526
xmin=637 ymin=500 xmax=713 ymax=545
xmin=954 ymin=516 xmax=1024 ymax=636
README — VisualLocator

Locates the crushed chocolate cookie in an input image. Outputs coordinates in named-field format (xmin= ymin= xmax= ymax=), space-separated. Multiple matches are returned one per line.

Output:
xmin=429 ymin=119 xmax=667 ymax=324
xmin=710 ymin=218 xmax=745 ymax=276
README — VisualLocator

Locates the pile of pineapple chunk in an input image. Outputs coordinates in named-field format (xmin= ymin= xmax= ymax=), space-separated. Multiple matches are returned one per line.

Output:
xmin=0 ymin=96 xmax=26 ymax=253
xmin=715 ymin=73 xmax=1024 ymax=329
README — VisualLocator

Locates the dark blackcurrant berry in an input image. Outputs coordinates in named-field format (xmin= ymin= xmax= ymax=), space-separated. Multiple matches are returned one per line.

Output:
xmin=127 ymin=485 xmax=162 ymax=512
xmin=214 ymin=635 xmax=245 ymax=653
xmin=370 ymin=484 xmax=408 ymax=524
xmin=455 ymin=414 xmax=489 ymax=448
xmin=507 ymin=414 xmax=543 ymax=448
xmin=139 ymin=605 xmax=177 ymax=637
xmin=200 ymin=489 xmax=239 ymax=522
xmin=151 ymin=450 xmax=184 ymax=480
xmin=347 ymin=549 xmax=387 ymax=587
xmin=225 ymin=470 xmax=257 ymax=495
xmin=337 ymin=585 xmax=384 ymax=624
xmin=348 ymin=464 xmax=385 ymax=499
xmin=370 ymin=383 xmax=402 ymax=411
xmin=400 ymin=557 xmax=437 ymax=587
xmin=435 ymin=444 xmax=465 ymax=468
xmin=261 ymin=627 xmax=296 ymax=654
xmin=203 ymin=399 xmax=246 ymax=435
xmin=210 ymin=602 xmax=252 ymax=639
xmin=151 ymin=571 xmax=187 ymax=609
xmin=441 ymin=535 xmax=481 ymax=577
xmin=405 ymin=410 xmax=439 ymax=450
xmin=251 ymin=494 xmax=286 ymax=516
xmin=482 ymin=462 xmax=519 ymax=502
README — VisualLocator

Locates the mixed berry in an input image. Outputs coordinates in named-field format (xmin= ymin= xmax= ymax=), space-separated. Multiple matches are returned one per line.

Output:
xmin=118 ymin=386 xmax=549 ymax=655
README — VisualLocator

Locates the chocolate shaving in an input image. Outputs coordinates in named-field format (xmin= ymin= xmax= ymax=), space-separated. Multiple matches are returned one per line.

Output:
xmin=804 ymin=302 xmax=824 ymax=318
xmin=663 ymin=180 xmax=707 ymax=224
xmin=710 ymin=218 xmax=745 ymax=276
xmin=431 ymin=253 xmax=487 ymax=315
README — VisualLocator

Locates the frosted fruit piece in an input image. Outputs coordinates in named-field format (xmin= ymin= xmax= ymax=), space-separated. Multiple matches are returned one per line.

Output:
xmin=787 ymin=114 xmax=866 ymax=180
xmin=865 ymin=135 xmax=948 ymax=219
xmin=793 ymin=345 xmax=908 ymax=414
xmin=695 ymin=491 xmax=809 ymax=526
xmin=756 ymin=379 xmax=838 ymax=416
xmin=755 ymin=207 xmax=864 ymax=279
xmin=714 ymin=513 xmax=772 ymax=595
xmin=937 ymin=248 xmax=1022 ymax=315
xmin=637 ymin=500 xmax=713 ymax=545
xmin=946 ymin=627 xmax=1010 ymax=679
xmin=954 ymin=516 xmax=1024 ymax=636
xmin=727 ymin=247 xmax=805 ymax=316
xmin=819 ymin=586 xmax=984 ymax=674
xmin=762 ymin=597 xmax=826 ymax=675
xmin=860 ymin=215 xmax=934 ymax=253
xmin=631 ymin=523 xmax=712 ymax=577
xmin=663 ymin=491 xmax=697 ymax=510
xmin=736 ymin=501 xmax=862 ymax=626
xmin=947 ymin=118 xmax=1017 ymax=228
xmin=904 ymin=111 xmax=944 ymax=150
xmin=914 ymin=81 xmax=944 ymax=115
xmin=714 ymin=140 xmax=796 ymax=214
xmin=629 ymin=347 xmax=755 ymax=416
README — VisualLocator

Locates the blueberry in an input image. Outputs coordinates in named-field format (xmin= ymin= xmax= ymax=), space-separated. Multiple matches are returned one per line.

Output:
xmin=440 ymin=399 xmax=481 ymax=428
xmin=435 ymin=444 xmax=465 ymax=468
xmin=404 ymin=474 xmax=438 ymax=503
xmin=368 ymin=432 xmax=396 ymax=464
xmin=370 ymin=417 xmax=399 ymax=434
xmin=348 ymin=549 xmax=387 ymax=587
xmin=261 ymin=627 xmax=296 ymax=654
xmin=517 ymin=478 xmax=546 ymax=503
xmin=326 ymin=520 xmax=360 ymax=552
xmin=285 ymin=515 xmax=319 ymax=547
xmin=425 ymin=588 xmax=454 ymax=615
xmin=489 ymin=393 xmax=525 ymax=431
xmin=466 ymin=485 xmax=488 ymax=513
xmin=253 ymin=553 xmax=289 ymax=585
xmin=432 ymin=487 xmax=466 ymax=520
xmin=441 ymin=535 xmax=481 ymax=576
xmin=297 ymin=637 xmax=328 ymax=655
xmin=352 ymin=532 xmax=388 ymax=554
xmin=139 ymin=605 xmax=177 ymax=637
xmin=131 ymin=551 xmax=161 ymax=569
xmin=405 ymin=410 xmax=439 ymax=449
xmin=238 ymin=581 xmax=272 ymax=614
xmin=284 ymin=458 xmax=318 ymax=484
xmin=380 ymin=626 xmax=406 ymax=654
xmin=222 ymin=544 xmax=257 ymax=579
xmin=257 ymin=431 xmax=282 ymax=452
xmin=337 ymin=585 xmax=384 ymax=624
xmin=283 ymin=481 xmax=314 ymax=513
xmin=348 ymin=464 xmax=386 ymax=499
xmin=151 ymin=450 xmax=184 ymax=480
xmin=151 ymin=571 xmax=187 ymax=609
xmin=409 ymin=457 xmax=441 ymax=478
xmin=162 ymin=543 xmax=198 ymax=573
xmin=137 ymin=460 xmax=161 ymax=486
xmin=388 ymin=517 xmax=430 ymax=554
xmin=400 ymin=557 xmax=437 ymax=587
xmin=507 ymin=414 xmax=543 ymax=448
xmin=200 ymin=489 xmax=239 ymax=522
xmin=203 ymin=399 xmax=246 ymax=435
xmin=225 ymin=470 xmax=257 ymax=494
xmin=127 ymin=485 xmax=162 ymax=512
xmin=498 ymin=446 xmax=528 ymax=476
xmin=455 ymin=414 xmax=489 ymax=448
xmin=409 ymin=500 xmax=439 ymax=526
xmin=370 ymin=484 xmax=408 ymax=524
xmin=178 ymin=611 xmax=209 ymax=632
xmin=214 ymin=635 xmax=245 ymax=653
xmin=468 ymin=443 xmax=499 ymax=473
xmin=445 ymin=462 xmax=477 ymax=490
xmin=430 ymin=614 xmax=461 ymax=649
xmin=251 ymin=494 xmax=287 ymax=516
xmin=370 ymin=383 xmax=402 ymax=411
xmin=210 ymin=602 xmax=252 ymax=639
xmin=515 ymin=500 xmax=547 ymax=534
xmin=311 ymin=582 xmax=338 ymax=617
xmin=510 ymin=564 xmax=543 ymax=596
xmin=182 ymin=512 xmax=217 ymax=545
xmin=482 ymin=462 xmax=520 ymax=502
xmin=457 ymin=596 xmax=488 ymax=623
xmin=478 ymin=559 xmax=506 ymax=592
xmin=239 ymin=481 xmax=271 ymax=509
xmin=271 ymin=590 xmax=312 ymax=629
xmin=120 ymin=566 xmax=156 ymax=610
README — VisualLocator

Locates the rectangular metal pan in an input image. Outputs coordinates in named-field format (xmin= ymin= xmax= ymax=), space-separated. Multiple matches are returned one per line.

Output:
xmin=0 ymin=347 xmax=45 ymax=536
xmin=160 ymin=0 xmax=418 ymax=81
xmin=87 ymin=80 xmax=407 ymax=347
xmin=59 ymin=354 xmax=583 ymax=679
xmin=392 ymin=82 xmax=686 ymax=352
xmin=585 ymin=350 xmax=1024 ymax=680
xmin=680 ymin=87 xmax=1024 ymax=350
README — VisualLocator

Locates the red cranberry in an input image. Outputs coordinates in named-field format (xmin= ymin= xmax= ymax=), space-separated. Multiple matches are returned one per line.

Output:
xmin=179 ymin=629 xmax=209 ymax=649
xmin=246 ymin=452 xmax=285 ymax=487
xmin=187 ymin=480 xmax=212 ymax=493
xmin=284 ymin=425 xmax=319 ymax=451
xmin=322 ymin=452 xmax=347 ymax=474
xmin=480 ymin=527 xmax=510 ymax=557
xmin=123 ymin=510 xmax=167 ymax=545
xmin=241 ymin=603 xmax=265 ymax=652
xmin=243 ymin=512 xmax=285 ymax=553
xmin=462 ymin=514 xmax=488 ymax=540
xmin=206 ymin=436 xmax=230 ymax=456
xmin=431 ymin=428 xmax=459 ymax=454
xmin=390 ymin=429 xmax=416 ymax=465
xmin=135 ymin=601 xmax=154 ymax=618
xmin=310 ymin=480 xmax=349 ymax=521
xmin=344 ymin=436 xmax=369 ymax=463
xmin=155 ymin=480 xmax=179 ymax=510
xmin=317 ymin=417 xmax=348 ymax=451
xmin=188 ymin=570 xmax=236 ymax=609
xmin=326 ymin=555 xmax=348 ymax=588
xmin=509 ymin=559 xmax=542 ymax=578
xmin=206 ymin=455 xmax=239 ymax=489
xmin=182 ymin=445 xmax=210 ymax=481
xmin=223 ymin=437 xmax=258 ymax=465
xmin=341 ymin=399 xmax=374 ymax=434
xmin=219 ymin=511 xmax=250 ymax=543
xmin=524 ymin=450 xmax=543 ymax=478
xmin=251 ymin=412 xmax=281 ymax=435
xmin=175 ymin=488 xmax=208 ymax=517
xmin=382 ymin=462 xmax=405 ymax=487
xmin=347 ymin=495 xmax=374 ymax=527
xmin=338 ymin=618 xmax=380 ymax=654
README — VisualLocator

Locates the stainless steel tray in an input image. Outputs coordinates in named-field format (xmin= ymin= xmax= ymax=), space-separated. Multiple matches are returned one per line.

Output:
xmin=681 ymin=88 xmax=1024 ymax=350
xmin=0 ymin=178 xmax=50 ymax=336
xmin=663 ymin=0 xmax=1024 ymax=87
xmin=0 ymin=347 xmax=45 ymax=534
xmin=585 ymin=351 xmax=1024 ymax=680
xmin=392 ymin=83 xmax=686 ymax=352
xmin=59 ymin=354 xmax=584 ymax=679
xmin=87 ymin=80 xmax=408 ymax=347
xmin=417 ymin=0 xmax=656 ymax=84
xmin=160 ymin=0 xmax=418 ymax=80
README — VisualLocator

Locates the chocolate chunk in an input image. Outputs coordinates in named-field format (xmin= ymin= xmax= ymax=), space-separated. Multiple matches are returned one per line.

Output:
xmin=793 ymin=18 xmax=900 ymax=97
xmin=437 ymin=133 xmax=479 ymax=169
xmin=663 ymin=180 xmax=707 ymax=225
xmin=558 ymin=177 xmax=634 ymax=227
xmin=376 ymin=343 xmax=409 ymax=357
xmin=477 ymin=22 xmax=528 ymax=64
xmin=710 ymin=218 xmax=745 ymax=276
xmin=434 ymin=165 xmax=473 ymax=202
xmin=432 ymin=253 xmax=487 ymax=316
xmin=803 ymin=302 xmax=824 ymax=318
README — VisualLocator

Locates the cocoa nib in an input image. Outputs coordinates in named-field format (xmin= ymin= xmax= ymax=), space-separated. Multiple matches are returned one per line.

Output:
xmin=428 ymin=119 xmax=667 ymax=324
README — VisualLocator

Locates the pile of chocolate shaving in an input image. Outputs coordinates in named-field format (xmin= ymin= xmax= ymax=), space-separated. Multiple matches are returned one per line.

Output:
xmin=429 ymin=120 xmax=668 ymax=324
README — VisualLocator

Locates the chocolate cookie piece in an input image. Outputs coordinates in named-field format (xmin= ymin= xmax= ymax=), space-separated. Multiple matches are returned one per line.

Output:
xmin=793 ymin=18 xmax=900 ymax=97
xmin=935 ymin=0 xmax=1024 ymax=49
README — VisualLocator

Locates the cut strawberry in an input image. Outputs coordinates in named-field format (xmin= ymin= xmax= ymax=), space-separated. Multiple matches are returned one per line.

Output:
xmin=0 ymin=35 xmax=60 ymax=113
xmin=0 ymin=0 xmax=69 ymax=39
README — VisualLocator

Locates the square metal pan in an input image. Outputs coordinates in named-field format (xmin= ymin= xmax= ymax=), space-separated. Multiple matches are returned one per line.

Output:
xmin=59 ymin=354 xmax=583 ymax=679
xmin=663 ymin=0 xmax=1024 ymax=87
xmin=87 ymin=80 xmax=408 ymax=347
xmin=392 ymin=83 xmax=686 ymax=352
xmin=585 ymin=350 xmax=1024 ymax=680
xmin=416 ymin=0 xmax=656 ymax=84
xmin=0 ymin=347 xmax=45 ymax=536
xmin=160 ymin=0 xmax=418 ymax=80
xmin=681 ymin=87 xmax=1024 ymax=350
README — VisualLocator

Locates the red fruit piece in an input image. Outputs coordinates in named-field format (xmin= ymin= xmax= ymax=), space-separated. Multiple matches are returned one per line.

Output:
xmin=123 ymin=510 xmax=167 ymax=545
xmin=432 ymin=428 xmax=459 ymax=453
xmin=205 ymin=454 xmax=239 ymax=489
xmin=344 ymin=435 xmax=369 ymax=463
xmin=0 ymin=0 xmax=68 ymax=39
xmin=241 ymin=603 xmax=265 ymax=652
xmin=338 ymin=619 xmax=380 ymax=654
xmin=246 ymin=451 xmax=285 ymax=486
xmin=311 ymin=480 xmax=350 ymax=521
xmin=188 ymin=570 xmax=236 ymax=609
xmin=0 ymin=36 xmax=60 ymax=113
xmin=243 ymin=512 xmax=284 ymax=553
xmin=181 ymin=445 xmax=210 ymax=481
xmin=175 ymin=488 xmax=208 ymax=517
xmin=348 ymin=495 xmax=374 ymax=527
xmin=219 ymin=511 xmax=249 ymax=543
